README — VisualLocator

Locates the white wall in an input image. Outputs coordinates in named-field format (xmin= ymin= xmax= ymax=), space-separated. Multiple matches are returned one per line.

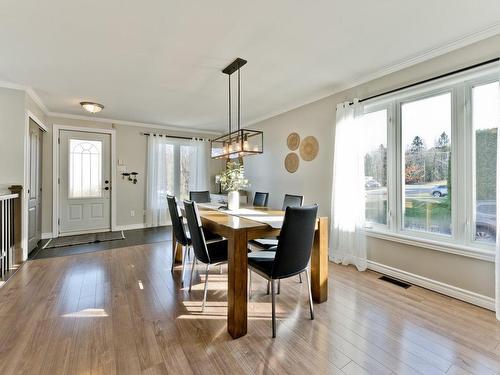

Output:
xmin=245 ymin=34 xmax=500 ymax=302
xmin=0 ymin=88 xmax=26 ymax=190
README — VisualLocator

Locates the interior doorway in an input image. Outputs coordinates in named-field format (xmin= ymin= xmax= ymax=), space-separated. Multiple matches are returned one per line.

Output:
xmin=27 ymin=118 xmax=43 ymax=253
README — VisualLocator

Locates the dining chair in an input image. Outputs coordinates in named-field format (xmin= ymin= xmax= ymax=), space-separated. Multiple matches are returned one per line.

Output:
xmin=249 ymin=194 xmax=304 ymax=251
xmin=253 ymin=192 xmax=269 ymax=207
xmin=167 ymin=195 xmax=191 ymax=286
xmin=183 ymin=200 xmax=229 ymax=311
xmin=247 ymin=205 xmax=318 ymax=337
xmin=189 ymin=190 xmax=211 ymax=203
xmin=167 ymin=195 xmax=223 ymax=287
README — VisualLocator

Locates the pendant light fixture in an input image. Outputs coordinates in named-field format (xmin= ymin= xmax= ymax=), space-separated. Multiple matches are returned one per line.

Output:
xmin=210 ymin=58 xmax=263 ymax=159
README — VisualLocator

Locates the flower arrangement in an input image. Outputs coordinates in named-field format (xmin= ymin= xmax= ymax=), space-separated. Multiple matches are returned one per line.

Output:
xmin=220 ymin=161 xmax=249 ymax=192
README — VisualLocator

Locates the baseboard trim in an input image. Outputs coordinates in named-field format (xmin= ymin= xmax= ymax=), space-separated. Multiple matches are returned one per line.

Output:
xmin=41 ymin=232 xmax=52 ymax=240
xmin=367 ymin=260 xmax=495 ymax=311
xmin=114 ymin=223 xmax=146 ymax=231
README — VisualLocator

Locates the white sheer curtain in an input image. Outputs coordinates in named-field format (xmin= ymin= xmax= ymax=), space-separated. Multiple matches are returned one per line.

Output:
xmin=146 ymin=136 xmax=173 ymax=227
xmin=330 ymin=99 xmax=367 ymax=271
xmin=188 ymin=139 xmax=210 ymax=192
xmin=145 ymin=137 xmax=210 ymax=227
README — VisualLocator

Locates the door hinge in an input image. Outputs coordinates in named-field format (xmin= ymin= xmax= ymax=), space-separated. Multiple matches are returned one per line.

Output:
xmin=58 ymin=218 xmax=60 ymax=225
xmin=58 ymin=177 xmax=60 ymax=184
xmin=58 ymin=137 xmax=60 ymax=144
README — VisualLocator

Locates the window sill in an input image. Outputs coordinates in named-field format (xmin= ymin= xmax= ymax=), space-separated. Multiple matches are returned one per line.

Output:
xmin=364 ymin=228 xmax=494 ymax=262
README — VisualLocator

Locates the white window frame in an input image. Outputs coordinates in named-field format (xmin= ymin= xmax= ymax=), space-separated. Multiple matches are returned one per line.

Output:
xmin=362 ymin=62 xmax=499 ymax=262
xmin=362 ymin=104 xmax=392 ymax=231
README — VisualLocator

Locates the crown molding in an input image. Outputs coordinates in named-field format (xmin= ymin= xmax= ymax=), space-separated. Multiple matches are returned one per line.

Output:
xmin=26 ymin=87 xmax=49 ymax=114
xmin=0 ymin=81 xmax=50 ymax=114
xmin=245 ymin=22 xmax=500 ymax=127
xmin=47 ymin=111 xmax=223 ymax=135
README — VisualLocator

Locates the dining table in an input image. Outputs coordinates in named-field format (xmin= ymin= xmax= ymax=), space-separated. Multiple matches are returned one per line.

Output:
xmin=173 ymin=203 xmax=329 ymax=339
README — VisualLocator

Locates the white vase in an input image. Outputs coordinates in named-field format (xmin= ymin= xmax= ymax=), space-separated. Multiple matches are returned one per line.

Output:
xmin=227 ymin=191 xmax=240 ymax=210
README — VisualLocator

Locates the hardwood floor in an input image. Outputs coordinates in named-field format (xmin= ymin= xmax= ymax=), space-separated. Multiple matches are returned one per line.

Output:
xmin=1 ymin=235 xmax=500 ymax=374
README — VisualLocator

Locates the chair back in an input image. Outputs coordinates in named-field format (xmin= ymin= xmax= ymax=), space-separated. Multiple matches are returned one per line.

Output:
xmin=282 ymin=194 xmax=304 ymax=210
xmin=272 ymin=205 xmax=318 ymax=279
xmin=183 ymin=200 xmax=210 ymax=263
xmin=253 ymin=192 xmax=269 ymax=207
xmin=189 ymin=190 xmax=211 ymax=203
xmin=166 ymin=195 xmax=189 ymax=246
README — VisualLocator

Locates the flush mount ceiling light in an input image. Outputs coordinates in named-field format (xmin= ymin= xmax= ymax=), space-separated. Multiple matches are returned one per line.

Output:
xmin=210 ymin=58 xmax=263 ymax=159
xmin=80 ymin=101 xmax=104 ymax=114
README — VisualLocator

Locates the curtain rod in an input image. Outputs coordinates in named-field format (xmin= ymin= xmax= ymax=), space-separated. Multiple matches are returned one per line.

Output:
xmin=141 ymin=132 xmax=210 ymax=141
xmin=347 ymin=57 xmax=499 ymax=106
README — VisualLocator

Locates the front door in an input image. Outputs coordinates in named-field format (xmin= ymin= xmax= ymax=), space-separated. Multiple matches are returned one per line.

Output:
xmin=28 ymin=119 xmax=42 ymax=252
xmin=59 ymin=130 xmax=111 ymax=235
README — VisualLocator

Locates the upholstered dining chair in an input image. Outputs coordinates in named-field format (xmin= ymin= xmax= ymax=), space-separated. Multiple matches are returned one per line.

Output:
xmin=183 ymin=200 xmax=229 ymax=311
xmin=189 ymin=190 xmax=211 ymax=203
xmin=167 ymin=195 xmax=222 ymax=288
xmin=253 ymin=192 xmax=269 ymax=207
xmin=167 ymin=195 xmax=191 ymax=285
xmin=249 ymin=194 xmax=304 ymax=251
xmin=247 ymin=204 xmax=318 ymax=337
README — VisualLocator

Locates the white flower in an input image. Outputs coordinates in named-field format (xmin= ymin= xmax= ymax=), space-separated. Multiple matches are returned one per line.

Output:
xmin=220 ymin=161 xmax=249 ymax=192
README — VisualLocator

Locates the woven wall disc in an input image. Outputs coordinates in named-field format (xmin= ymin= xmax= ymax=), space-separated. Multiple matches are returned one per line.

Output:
xmin=287 ymin=132 xmax=300 ymax=151
xmin=284 ymin=152 xmax=299 ymax=173
xmin=299 ymin=136 xmax=319 ymax=161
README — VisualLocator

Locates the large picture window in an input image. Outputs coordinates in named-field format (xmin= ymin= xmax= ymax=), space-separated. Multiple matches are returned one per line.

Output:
xmin=401 ymin=93 xmax=452 ymax=236
xmin=360 ymin=64 xmax=499 ymax=254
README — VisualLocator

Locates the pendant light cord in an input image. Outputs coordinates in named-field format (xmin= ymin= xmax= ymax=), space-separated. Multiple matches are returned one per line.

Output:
xmin=238 ymin=67 xmax=241 ymax=131
xmin=228 ymin=73 xmax=232 ymax=144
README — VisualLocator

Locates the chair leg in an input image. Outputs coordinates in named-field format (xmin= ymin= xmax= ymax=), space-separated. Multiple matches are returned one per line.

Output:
xmin=181 ymin=246 xmax=188 ymax=286
xmin=189 ymin=258 xmax=197 ymax=292
xmin=266 ymin=280 xmax=270 ymax=295
xmin=202 ymin=264 xmax=210 ymax=312
xmin=298 ymin=273 xmax=302 ymax=283
xmin=271 ymin=279 xmax=276 ymax=338
xmin=220 ymin=264 xmax=223 ymax=274
xmin=305 ymin=269 xmax=314 ymax=320
xmin=277 ymin=279 xmax=281 ymax=294
xmin=249 ymin=270 xmax=252 ymax=299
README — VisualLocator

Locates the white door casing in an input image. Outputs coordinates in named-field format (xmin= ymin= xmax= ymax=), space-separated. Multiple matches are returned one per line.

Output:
xmin=58 ymin=130 xmax=111 ymax=235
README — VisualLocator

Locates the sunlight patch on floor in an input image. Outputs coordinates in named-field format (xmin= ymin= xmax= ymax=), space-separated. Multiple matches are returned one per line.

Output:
xmin=62 ymin=308 xmax=109 ymax=318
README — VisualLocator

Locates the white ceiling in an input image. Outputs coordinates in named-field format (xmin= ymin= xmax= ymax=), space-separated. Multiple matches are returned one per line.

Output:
xmin=1 ymin=1 xmax=500 ymax=131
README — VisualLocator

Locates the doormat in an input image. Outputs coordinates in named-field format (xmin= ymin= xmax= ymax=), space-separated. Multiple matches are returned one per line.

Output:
xmin=43 ymin=231 xmax=125 ymax=249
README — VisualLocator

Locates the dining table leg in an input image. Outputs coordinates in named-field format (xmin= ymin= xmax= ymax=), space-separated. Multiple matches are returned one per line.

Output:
xmin=227 ymin=228 xmax=248 ymax=339
xmin=310 ymin=217 xmax=328 ymax=303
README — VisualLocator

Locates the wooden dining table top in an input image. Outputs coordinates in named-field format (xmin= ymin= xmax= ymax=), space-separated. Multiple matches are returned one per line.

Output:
xmin=195 ymin=205 xmax=286 ymax=229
